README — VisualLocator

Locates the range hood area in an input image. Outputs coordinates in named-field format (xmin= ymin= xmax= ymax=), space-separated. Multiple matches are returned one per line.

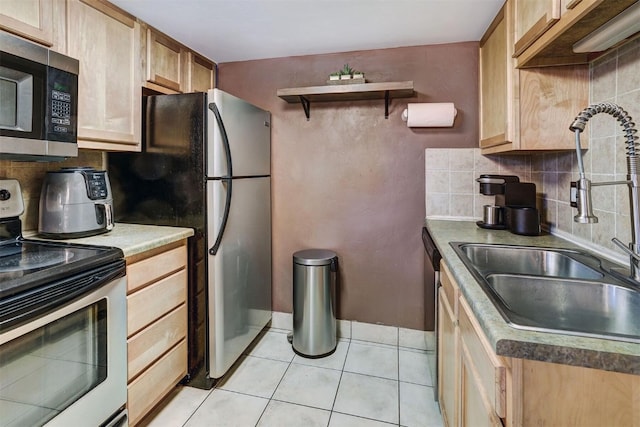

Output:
xmin=573 ymin=1 xmax=640 ymax=53
xmin=517 ymin=0 xmax=639 ymax=68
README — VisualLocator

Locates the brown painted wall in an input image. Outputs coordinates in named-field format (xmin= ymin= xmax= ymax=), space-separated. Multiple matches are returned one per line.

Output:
xmin=218 ymin=43 xmax=478 ymax=330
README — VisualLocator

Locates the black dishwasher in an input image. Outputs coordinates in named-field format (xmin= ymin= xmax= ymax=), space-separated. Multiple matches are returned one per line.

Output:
xmin=422 ymin=226 xmax=441 ymax=401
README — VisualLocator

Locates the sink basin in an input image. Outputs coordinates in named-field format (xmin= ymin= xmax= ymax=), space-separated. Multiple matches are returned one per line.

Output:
xmin=457 ymin=243 xmax=604 ymax=279
xmin=486 ymin=274 xmax=640 ymax=342
xmin=451 ymin=242 xmax=640 ymax=343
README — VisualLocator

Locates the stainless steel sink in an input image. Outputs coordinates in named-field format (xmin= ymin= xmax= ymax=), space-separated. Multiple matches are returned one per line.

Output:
xmin=451 ymin=242 xmax=640 ymax=343
xmin=457 ymin=243 xmax=604 ymax=279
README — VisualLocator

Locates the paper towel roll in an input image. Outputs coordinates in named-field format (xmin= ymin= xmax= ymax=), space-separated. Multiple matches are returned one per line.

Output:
xmin=401 ymin=103 xmax=457 ymax=127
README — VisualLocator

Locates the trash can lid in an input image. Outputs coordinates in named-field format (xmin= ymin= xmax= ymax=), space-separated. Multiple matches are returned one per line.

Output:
xmin=293 ymin=249 xmax=337 ymax=266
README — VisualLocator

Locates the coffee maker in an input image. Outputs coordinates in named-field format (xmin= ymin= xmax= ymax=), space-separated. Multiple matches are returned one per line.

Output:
xmin=476 ymin=174 xmax=539 ymax=235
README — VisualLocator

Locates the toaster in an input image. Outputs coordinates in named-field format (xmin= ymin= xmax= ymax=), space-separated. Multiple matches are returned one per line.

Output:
xmin=39 ymin=167 xmax=114 ymax=238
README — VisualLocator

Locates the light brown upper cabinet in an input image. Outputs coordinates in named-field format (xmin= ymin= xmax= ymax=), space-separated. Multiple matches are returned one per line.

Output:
xmin=186 ymin=52 xmax=216 ymax=93
xmin=142 ymin=25 xmax=216 ymax=94
xmin=0 ymin=0 xmax=54 ymax=46
xmin=515 ymin=0 xmax=637 ymax=68
xmin=66 ymin=0 xmax=141 ymax=151
xmin=479 ymin=0 xmax=588 ymax=154
xmin=143 ymin=26 xmax=187 ymax=94
xmin=513 ymin=0 xmax=561 ymax=57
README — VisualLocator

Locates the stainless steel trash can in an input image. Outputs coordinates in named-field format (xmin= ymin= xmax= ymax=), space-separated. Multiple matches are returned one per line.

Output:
xmin=292 ymin=249 xmax=338 ymax=358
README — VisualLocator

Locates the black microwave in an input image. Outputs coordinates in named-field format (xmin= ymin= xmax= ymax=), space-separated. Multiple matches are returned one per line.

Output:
xmin=0 ymin=31 xmax=79 ymax=161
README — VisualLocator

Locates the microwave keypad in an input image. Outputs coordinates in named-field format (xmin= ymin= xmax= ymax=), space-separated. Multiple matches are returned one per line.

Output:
xmin=51 ymin=90 xmax=72 ymax=131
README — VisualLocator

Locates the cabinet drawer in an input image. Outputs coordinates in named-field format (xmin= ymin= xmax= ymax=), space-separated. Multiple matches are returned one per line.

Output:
xmin=440 ymin=262 xmax=458 ymax=319
xmin=127 ymin=339 xmax=187 ymax=426
xmin=127 ymin=244 xmax=187 ymax=293
xmin=128 ymin=303 xmax=187 ymax=381
xmin=127 ymin=269 xmax=187 ymax=336
xmin=458 ymin=297 xmax=507 ymax=418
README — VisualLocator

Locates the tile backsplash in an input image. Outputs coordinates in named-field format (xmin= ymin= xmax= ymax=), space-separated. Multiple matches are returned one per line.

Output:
xmin=424 ymin=148 xmax=531 ymax=220
xmin=535 ymin=36 xmax=640 ymax=262
xmin=426 ymin=35 xmax=640 ymax=264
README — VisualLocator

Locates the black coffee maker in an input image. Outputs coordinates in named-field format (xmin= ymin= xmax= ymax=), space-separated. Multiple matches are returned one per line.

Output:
xmin=476 ymin=174 xmax=540 ymax=235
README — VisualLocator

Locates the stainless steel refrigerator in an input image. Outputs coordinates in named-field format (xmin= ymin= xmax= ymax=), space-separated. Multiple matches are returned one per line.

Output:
xmin=109 ymin=89 xmax=271 ymax=388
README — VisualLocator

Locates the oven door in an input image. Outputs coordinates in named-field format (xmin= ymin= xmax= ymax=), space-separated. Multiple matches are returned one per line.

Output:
xmin=0 ymin=275 xmax=127 ymax=427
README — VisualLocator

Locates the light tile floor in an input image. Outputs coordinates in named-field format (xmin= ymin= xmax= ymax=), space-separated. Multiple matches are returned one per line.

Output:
xmin=140 ymin=328 xmax=443 ymax=427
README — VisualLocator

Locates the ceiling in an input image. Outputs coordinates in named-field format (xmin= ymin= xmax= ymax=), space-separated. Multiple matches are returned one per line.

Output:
xmin=109 ymin=0 xmax=504 ymax=63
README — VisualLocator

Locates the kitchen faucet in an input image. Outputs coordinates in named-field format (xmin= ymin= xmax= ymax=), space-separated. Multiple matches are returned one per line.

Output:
xmin=570 ymin=102 xmax=640 ymax=281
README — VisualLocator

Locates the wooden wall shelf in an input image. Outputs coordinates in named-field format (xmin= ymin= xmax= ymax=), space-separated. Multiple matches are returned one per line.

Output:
xmin=277 ymin=81 xmax=415 ymax=120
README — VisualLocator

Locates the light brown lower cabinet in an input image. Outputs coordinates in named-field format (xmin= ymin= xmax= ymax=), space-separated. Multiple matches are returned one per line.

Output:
xmin=438 ymin=263 xmax=459 ymax=427
xmin=458 ymin=297 xmax=505 ymax=427
xmin=438 ymin=261 xmax=640 ymax=427
xmin=126 ymin=241 xmax=188 ymax=426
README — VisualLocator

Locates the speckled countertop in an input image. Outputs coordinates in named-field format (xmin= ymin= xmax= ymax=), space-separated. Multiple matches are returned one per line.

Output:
xmin=425 ymin=218 xmax=640 ymax=376
xmin=26 ymin=223 xmax=194 ymax=258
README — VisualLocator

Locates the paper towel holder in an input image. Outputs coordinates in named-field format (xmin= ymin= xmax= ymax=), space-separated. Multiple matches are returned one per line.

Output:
xmin=402 ymin=102 xmax=457 ymax=127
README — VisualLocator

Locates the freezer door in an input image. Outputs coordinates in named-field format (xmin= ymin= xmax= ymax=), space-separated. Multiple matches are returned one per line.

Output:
xmin=206 ymin=177 xmax=272 ymax=378
xmin=207 ymin=89 xmax=271 ymax=178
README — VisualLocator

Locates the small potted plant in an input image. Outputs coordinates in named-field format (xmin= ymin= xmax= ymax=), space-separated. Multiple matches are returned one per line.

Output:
xmin=352 ymin=70 xmax=365 ymax=80
xmin=339 ymin=64 xmax=353 ymax=80
xmin=328 ymin=71 xmax=341 ymax=81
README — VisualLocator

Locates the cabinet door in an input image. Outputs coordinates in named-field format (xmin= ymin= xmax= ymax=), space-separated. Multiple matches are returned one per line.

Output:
xmin=459 ymin=298 xmax=507 ymax=420
xmin=145 ymin=27 xmax=186 ymax=93
xmin=518 ymin=65 xmax=588 ymax=150
xmin=438 ymin=288 xmax=458 ymax=427
xmin=480 ymin=0 xmax=588 ymax=154
xmin=186 ymin=52 xmax=216 ymax=93
xmin=459 ymin=341 xmax=503 ymax=427
xmin=479 ymin=4 xmax=516 ymax=150
xmin=561 ymin=0 xmax=582 ymax=13
xmin=0 ymin=0 xmax=53 ymax=46
xmin=66 ymin=0 xmax=141 ymax=151
xmin=513 ymin=0 xmax=560 ymax=56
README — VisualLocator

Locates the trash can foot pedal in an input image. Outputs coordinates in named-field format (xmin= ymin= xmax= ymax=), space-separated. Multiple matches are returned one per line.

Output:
xmin=287 ymin=332 xmax=293 ymax=344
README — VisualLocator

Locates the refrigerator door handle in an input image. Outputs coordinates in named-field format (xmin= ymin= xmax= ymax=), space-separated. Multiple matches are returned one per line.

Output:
xmin=209 ymin=178 xmax=232 ymax=255
xmin=208 ymin=101 xmax=234 ymax=256
xmin=208 ymin=102 xmax=233 ymax=178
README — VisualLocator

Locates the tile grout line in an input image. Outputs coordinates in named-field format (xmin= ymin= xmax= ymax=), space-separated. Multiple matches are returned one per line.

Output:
xmin=253 ymin=336 xmax=296 ymax=426
xmin=326 ymin=336 xmax=352 ymax=427
xmin=179 ymin=386 xmax=216 ymax=427
xmin=397 ymin=333 xmax=401 ymax=427
xmin=180 ymin=326 xmax=433 ymax=426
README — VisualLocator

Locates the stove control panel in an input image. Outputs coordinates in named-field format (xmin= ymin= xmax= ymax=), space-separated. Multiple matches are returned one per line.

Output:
xmin=0 ymin=179 xmax=25 ymax=219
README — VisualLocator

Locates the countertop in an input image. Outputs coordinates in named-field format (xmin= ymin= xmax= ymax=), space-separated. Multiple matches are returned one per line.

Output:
xmin=26 ymin=223 xmax=194 ymax=258
xmin=425 ymin=218 xmax=639 ymax=376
